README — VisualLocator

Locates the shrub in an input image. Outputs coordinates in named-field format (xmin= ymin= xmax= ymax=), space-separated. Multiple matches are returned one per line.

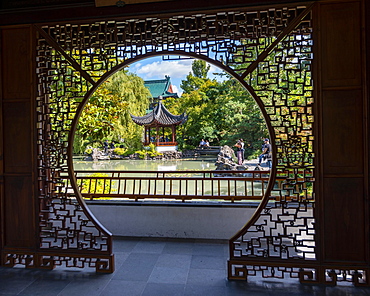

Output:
xmin=114 ymin=147 xmax=126 ymax=156
xmin=135 ymin=147 xmax=163 ymax=159
xmin=124 ymin=149 xmax=136 ymax=156
xmin=135 ymin=150 xmax=147 ymax=159
xmin=148 ymin=142 xmax=156 ymax=152
xmin=148 ymin=150 xmax=163 ymax=158
xmin=80 ymin=173 xmax=116 ymax=197
xmin=84 ymin=148 xmax=93 ymax=155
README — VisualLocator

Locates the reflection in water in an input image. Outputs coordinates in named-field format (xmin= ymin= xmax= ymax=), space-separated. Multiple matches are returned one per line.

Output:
xmin=157 ymin=165 xmax=177 ymax=171
xmin=73 ymin=159 xmax=216 ymax=171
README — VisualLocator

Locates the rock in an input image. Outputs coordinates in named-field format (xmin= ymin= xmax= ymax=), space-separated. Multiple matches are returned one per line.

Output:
xmin=162 ymin=151 xmax=182 ymax=159
xmin=214 ymin=145 xmax=249 ymax=175
xmin=236 ymin=165 xmax=247 ymax=171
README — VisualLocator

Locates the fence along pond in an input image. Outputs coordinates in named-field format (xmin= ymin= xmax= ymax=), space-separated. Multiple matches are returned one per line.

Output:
xmin=60 ymin=170 xmax=272 ymax=202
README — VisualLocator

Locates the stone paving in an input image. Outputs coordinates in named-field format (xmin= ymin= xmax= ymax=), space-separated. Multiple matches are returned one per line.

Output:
xmin=1 ymin=237 xmax=370 ymax=296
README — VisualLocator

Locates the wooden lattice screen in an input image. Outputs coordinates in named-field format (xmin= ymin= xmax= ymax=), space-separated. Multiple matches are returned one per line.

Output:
xmin=32 ymin=4 xmax=316 ymax=276
xmin=1 ymin=1 xmax=367 ymax=285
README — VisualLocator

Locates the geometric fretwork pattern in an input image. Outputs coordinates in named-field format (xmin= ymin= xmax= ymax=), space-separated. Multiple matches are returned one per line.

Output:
xmin=227 ymin=5 xmax=318 ymax=284
xmin=231 ymin=202 xmax=315 ymax=260
xmin=31 ymin=4 xmax=320 ymax=279
xmin=227 ymin=265 xmax=369 ymax=287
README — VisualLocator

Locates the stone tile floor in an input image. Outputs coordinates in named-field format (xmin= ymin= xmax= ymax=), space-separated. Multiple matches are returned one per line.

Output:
xmin=1 ymin=237 xmax=370 ymax=296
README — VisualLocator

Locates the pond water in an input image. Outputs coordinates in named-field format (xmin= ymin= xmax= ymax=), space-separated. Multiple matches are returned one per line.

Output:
xmin=73 ymin=158 xmax=216 ymax=171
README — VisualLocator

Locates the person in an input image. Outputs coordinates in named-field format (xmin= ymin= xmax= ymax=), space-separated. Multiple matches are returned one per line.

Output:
xmin=239 ymin=139 xmax=245 ymax=162
xmin=199 ymin=139 xmax=206 ymax=148
xmin=234 ymin=140 xmax=243 ymax=165
xmin=205 ymin=140 xmax=210 ymax=147
xmin=103 ymin=140 xmax=109 ymax=154
xmin=258 ymin=138 xmax=267 ymax=165
xmin=259 ymin=138 xmax=272 ymax=169
xmin=109 ymin=142 xmax=115 ymax=149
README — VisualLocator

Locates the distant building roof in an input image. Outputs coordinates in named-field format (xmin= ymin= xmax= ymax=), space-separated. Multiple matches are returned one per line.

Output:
xmin=130 ymin=99 xmax=187 ymax=127
xmin=144 ymin=75 xmax=179 ymax=99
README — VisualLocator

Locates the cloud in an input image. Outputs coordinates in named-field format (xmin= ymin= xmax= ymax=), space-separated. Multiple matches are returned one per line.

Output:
xmin=171 ymin=84 xmax=181 ymax=96
xmin=131 ymin=59 xmax=193 ymax=80
xmin=129 ymin=57 xmax=227 ymax=96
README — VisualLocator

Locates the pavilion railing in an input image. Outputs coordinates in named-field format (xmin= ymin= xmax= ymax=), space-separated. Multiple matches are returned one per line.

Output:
xmin=58 ymin=170 xmax=273 ymax=202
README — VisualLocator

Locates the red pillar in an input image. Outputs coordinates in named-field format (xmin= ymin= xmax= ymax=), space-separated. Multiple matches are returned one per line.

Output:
xmin=156 ymin=126 xmax=159 ymax=145
xmin=172 ymin=126 xmax=175 ymax=143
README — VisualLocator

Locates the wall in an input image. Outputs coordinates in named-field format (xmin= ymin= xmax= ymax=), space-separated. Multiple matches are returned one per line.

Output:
xmin=0 ymin=26 xmax=36 ymax=257
xmin=317 ymin=0 xmax=368 ymax=265
xmin=88 ymin=203 xmax=315 ymax=240
xmin=88 ymin=203 xmax=256 ymax=239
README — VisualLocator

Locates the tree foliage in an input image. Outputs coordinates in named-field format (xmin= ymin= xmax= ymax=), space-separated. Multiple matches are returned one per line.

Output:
xmin=74 ymin=69 xmax=150 ymax=153
xmin=167 ymin=60 xmax=268 ymax=157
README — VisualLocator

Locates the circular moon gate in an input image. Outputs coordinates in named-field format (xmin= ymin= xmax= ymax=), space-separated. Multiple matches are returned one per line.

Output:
xmin=34 ymin=5 xmax=315 ymax=278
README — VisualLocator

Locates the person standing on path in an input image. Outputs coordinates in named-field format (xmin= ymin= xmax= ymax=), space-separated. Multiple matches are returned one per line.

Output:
xmin=258 ymin=138 xmax=267 ymax=165
xmin=261 ymin=138 xmax=272 ymax=169
xmin=103 ymin=140 xmax=109 ymax=154
xmin=234 ymin=139 xmax=243 ymax=165
xmin=239 ymin=139 xmax=245 ymax=163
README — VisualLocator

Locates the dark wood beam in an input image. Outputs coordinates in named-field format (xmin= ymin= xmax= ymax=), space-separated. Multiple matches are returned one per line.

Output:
xmin=0 ymin=0 xmax=314 ymax=26
xmin=95 ymin=0 xmax=171 ymax=7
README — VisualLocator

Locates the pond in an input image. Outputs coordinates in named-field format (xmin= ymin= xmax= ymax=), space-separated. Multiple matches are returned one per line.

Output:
xmin=73 ymin=158 xmax=216 ymax=171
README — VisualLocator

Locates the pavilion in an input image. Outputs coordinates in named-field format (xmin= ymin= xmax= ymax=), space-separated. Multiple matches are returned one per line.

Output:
xmin=144 ymin=75 xmax=179 ymax=100
xmin=144 ymin=75 xmax=179 ymax=110
xmin=130 ymin=97 xmax=187 ymax=151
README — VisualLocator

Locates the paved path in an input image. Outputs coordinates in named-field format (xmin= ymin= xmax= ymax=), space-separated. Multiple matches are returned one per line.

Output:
xmin=243 ymin=157 xmax=270 ymax=170
xmin=1 ymin=238 xmax=369 ymax=296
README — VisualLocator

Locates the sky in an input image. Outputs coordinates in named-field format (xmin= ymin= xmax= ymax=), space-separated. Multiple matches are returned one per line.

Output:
xmin=127 ymin=56 xmax=226 ymax=96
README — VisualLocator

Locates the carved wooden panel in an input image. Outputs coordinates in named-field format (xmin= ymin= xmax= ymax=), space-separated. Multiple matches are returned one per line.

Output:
xmin=320 ymin=2 xmax=362 ymax=88
xmin=0 ymin=27 xmax=36 ymax=262
xmin=0 ymin=96 xmax=2 ymax=258
xmin=4 ymin=175 xmax=34 ymax=248
xmin=3 ymin=101 xmax=32 ymax=173
xmin=316 ymin=0 xmax=368 ymax=285
xmin=1 ymin=28 xmax=31 ymax=100
xmin=29 ymin=4 xmax=317 ymax=277
xmin=323 ymin=177 xmax=365 ymax=262
xmin=322 ymin=90 xmax=364 ymax=175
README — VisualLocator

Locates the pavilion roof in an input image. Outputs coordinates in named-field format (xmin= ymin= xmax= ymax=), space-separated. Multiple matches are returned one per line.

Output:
xmin=144 ymin=76 xmax=179 ymax=99
xmin=130 ymin=100 xmax=187 ymax=127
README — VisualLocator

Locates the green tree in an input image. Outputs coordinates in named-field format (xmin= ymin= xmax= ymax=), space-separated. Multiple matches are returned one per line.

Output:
xmin=167 ymin=60 xmax=268 ymax=158
xmin=75 ymin=69 xmax=150 ymax=153
xmin=216 ymin=78 xmax=267 ymax=154
xmin=167 ymin=61 xmax=220 ymax=148
xmin=180 ymin=60 xmax=211 ymax=93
